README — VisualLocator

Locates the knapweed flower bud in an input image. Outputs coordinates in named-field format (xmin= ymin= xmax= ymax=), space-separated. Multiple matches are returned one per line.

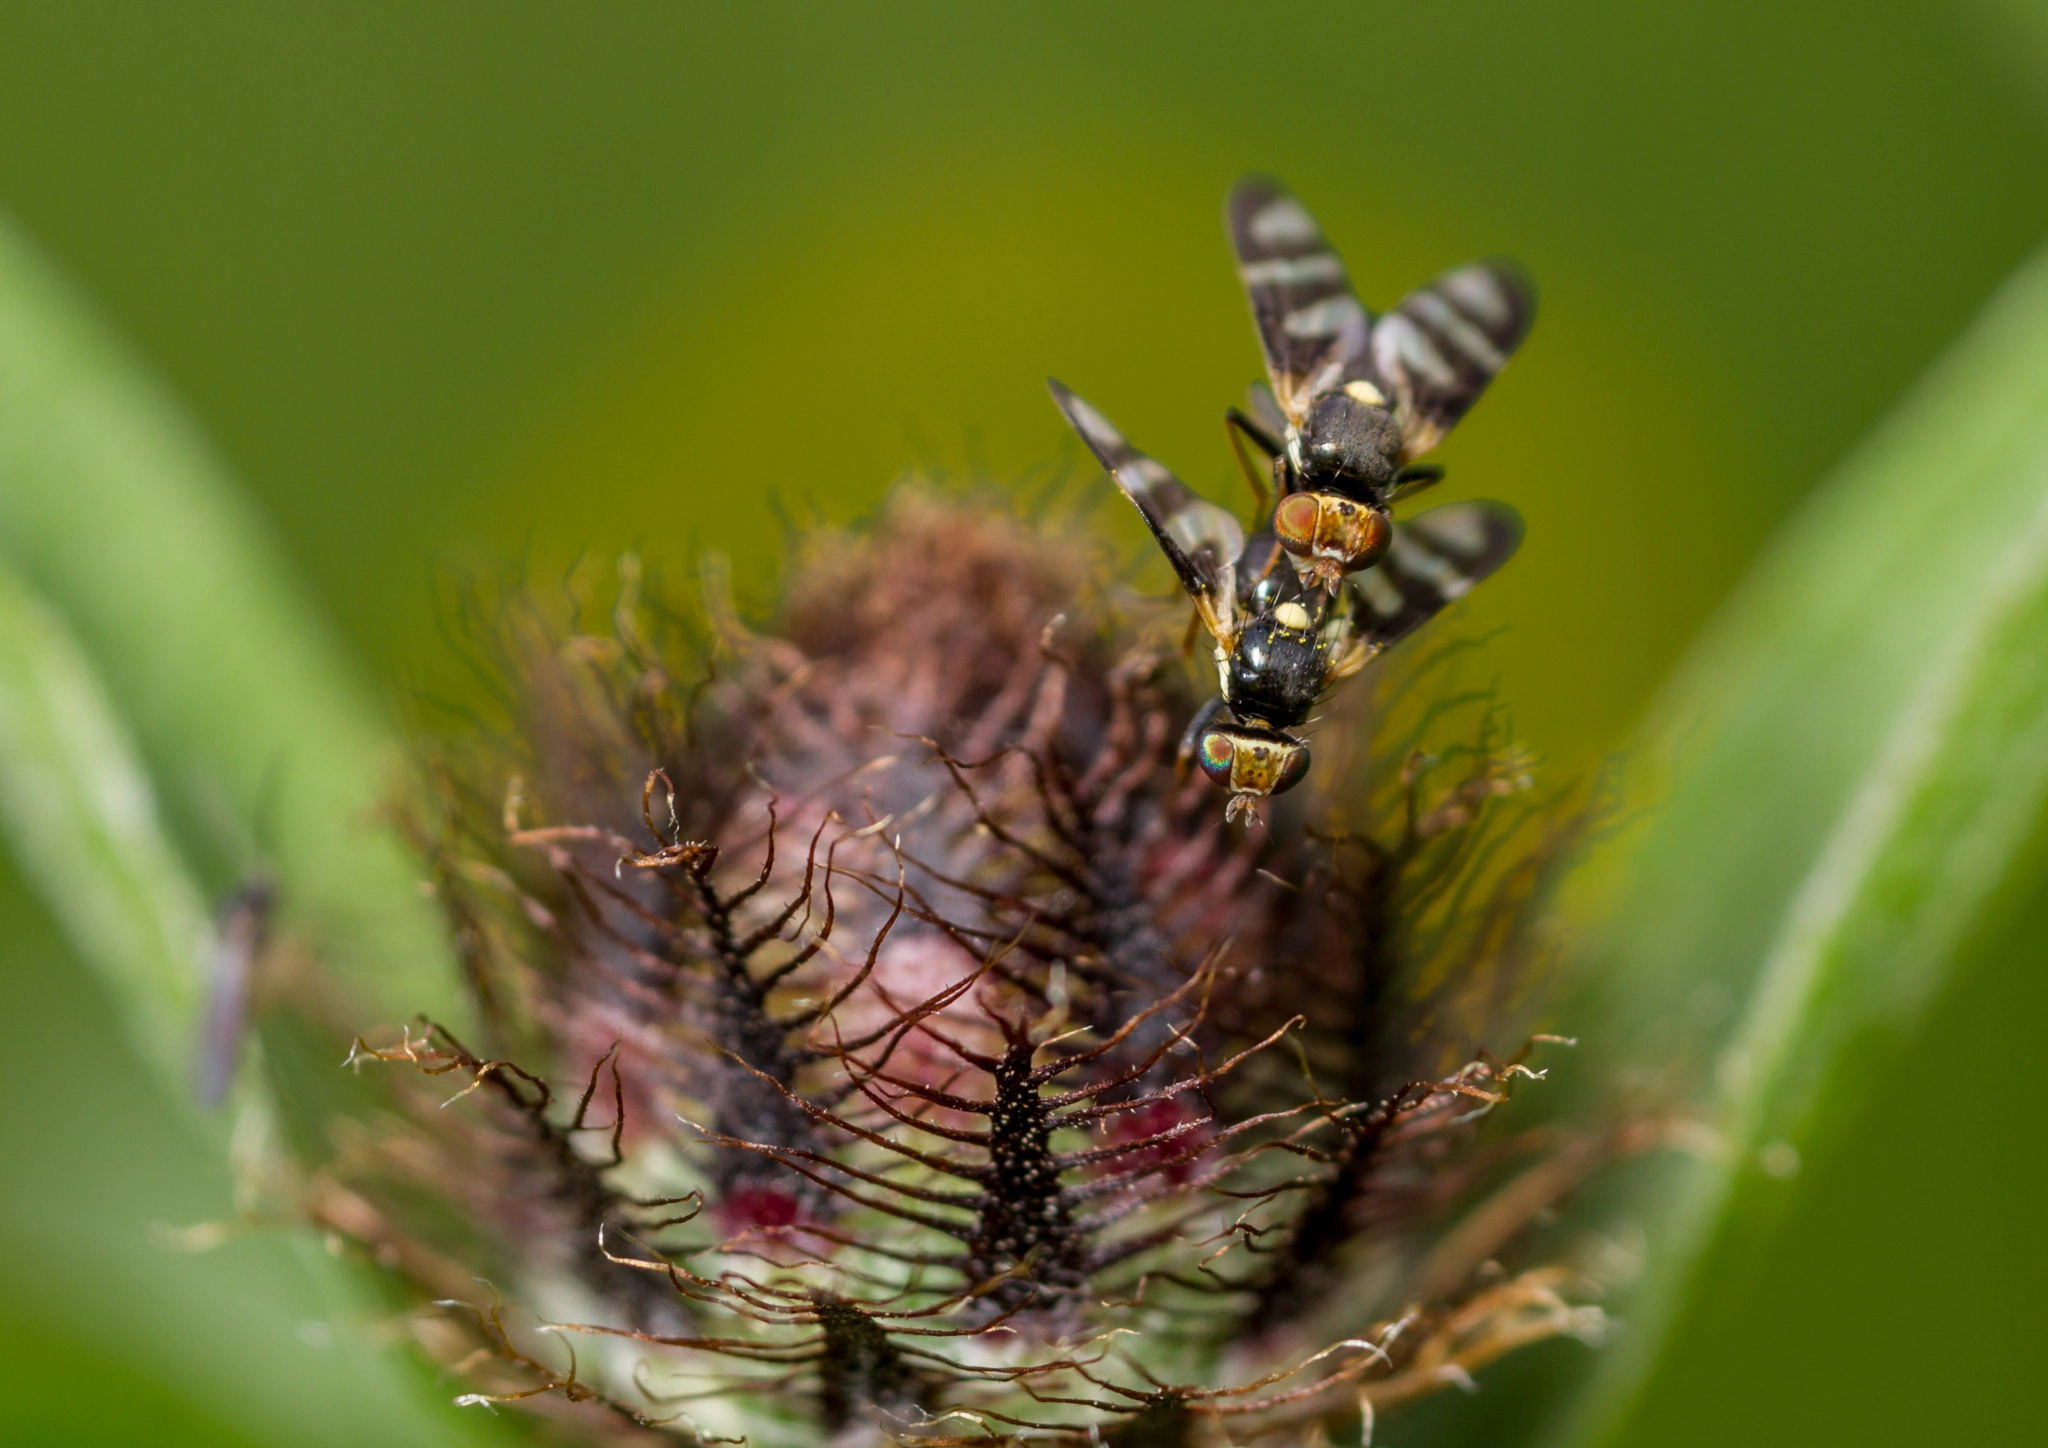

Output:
xmin=324 ymin=489 xmax=1625 ymax=1446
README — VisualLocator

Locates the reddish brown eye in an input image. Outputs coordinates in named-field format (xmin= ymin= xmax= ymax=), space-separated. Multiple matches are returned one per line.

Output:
xmin=1196 ymin=730 xmax=1235 ymax=788
xmin=1272 ymin=741 xmax=1311 ymax=795
xmin=1273 ymin=493 xmax=1320 ymax=555
xmin=1349 ymin=507 xmax=1393 ymax=568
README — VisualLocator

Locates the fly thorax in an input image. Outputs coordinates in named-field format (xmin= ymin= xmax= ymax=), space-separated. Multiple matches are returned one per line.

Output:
xmin=1227 ymin=614 xmax=1325 ymax=730
xmin=1301 ymin=393 xmax=1400 ymax=494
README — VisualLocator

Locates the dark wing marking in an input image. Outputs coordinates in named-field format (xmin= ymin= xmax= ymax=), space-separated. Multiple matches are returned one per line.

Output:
xmin=1227 ymin=176 xmax=1370 ymax=428
xmin=1332 ymin=500 xmax=1522 ymax=673
xmin=1385 ymin=461 xmax=1446 ymax=505
xmin=1367 ymin=260 xmax=1535 ymax=460
xmin=1048 ymin=378 xmax=1243 ymax=645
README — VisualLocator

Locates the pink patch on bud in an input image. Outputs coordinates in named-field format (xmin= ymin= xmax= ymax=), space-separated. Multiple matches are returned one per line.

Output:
xmin=1100 ymin=1097 xmax=1211 ymax=1185
xmin=834 ymin=933 xmax=994 ymax=1115
xmin=717 ymin=1184 xmax=801 ymax=1231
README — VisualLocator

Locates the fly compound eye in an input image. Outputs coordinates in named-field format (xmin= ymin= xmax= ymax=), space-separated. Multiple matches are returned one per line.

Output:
xmin=1273 ymin=493 xmax=1320 ymax=557
xmin=1272 ymin=739 xmax=1311 ymax=795
xmin=1347 ymin=505 xmax=1393 ymax=569
xmin=1196 ymin=729 xmax=1236 ymax=788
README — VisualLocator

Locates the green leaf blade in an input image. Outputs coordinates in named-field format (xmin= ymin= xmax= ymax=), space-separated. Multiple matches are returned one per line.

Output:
xmin=0 ymin=209 xmax=460 ymax=1027
xmin=1559 ymin=241 xmax=2048 ymax=1443
xmin=0 ymin=559 xmax=211 ymax=1078
xmin=0 ymin=211 xmax=503 ymax=1447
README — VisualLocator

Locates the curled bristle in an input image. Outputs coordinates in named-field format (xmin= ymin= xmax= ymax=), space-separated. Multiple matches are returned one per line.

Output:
xmin=302 ymin=488 xmax=1652 ymax=1444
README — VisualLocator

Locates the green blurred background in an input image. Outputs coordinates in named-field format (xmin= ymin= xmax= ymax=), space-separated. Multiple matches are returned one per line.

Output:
xmin=0 ymin=1 xmax=2043 ymax=1443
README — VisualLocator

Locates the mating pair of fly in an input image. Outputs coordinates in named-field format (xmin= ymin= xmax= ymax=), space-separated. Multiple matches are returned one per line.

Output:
xmin=1049 ymin=176 xmax=1534 ymax=822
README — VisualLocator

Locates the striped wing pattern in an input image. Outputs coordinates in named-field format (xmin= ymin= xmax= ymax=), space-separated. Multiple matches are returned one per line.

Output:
xmin=1227 ymin=176 xmax=1370 ymax=426
xmin=1343 ymin=500 xmax=1523 ymax=657
xmin=1367 ymin=261 xmax=1536 ymax=460
xmin=1048 ymin=378 xmax=1244 ymax=645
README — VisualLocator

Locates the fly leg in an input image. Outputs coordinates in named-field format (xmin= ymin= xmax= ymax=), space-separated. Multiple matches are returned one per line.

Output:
xmin=1175 ymin=694 xmax=1230 ymax=782
xmin=1225 ymin=406 xmax=1285 ymax=518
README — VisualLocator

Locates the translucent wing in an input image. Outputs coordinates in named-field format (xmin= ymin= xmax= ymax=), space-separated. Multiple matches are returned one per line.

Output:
xmin=1048 ymin=379 xmax=1243 ymax=646
xmin=1245 ymin=381 xmax=1290 ymax=442
xmin=1366 ymin=260 xmax=1536 ymax=460
xmin=1331 ymin=500 xmax=1523 ymax=675
xmin=1227 ymin=176 xmax=1371 ymax=428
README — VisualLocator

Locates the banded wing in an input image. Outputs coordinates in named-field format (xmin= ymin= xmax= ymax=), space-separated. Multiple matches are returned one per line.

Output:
xmin=1048 ymin=378 xmax=1244 ymax=647
xmin=1227 ymin=175 xmax=1370 ymax=427
xmin=1329 ymin=500 xmax=1523 ymax=677
xmin=1367 ymin=260 xmax=1536 ymax=461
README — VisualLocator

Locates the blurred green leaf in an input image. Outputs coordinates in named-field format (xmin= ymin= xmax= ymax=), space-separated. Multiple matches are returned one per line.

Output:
xmin=0 ymin=1304 xmax=269 ymax=1448
xmin=0 ymin=861 xmax=519 ymax=1448
xmin=0 ymin=558 xmax=211 ymax=1080
xmin=0 ymin=211 xmax=502 ymax=1445
xmin=1556 ymin=240 xmax=2048 ymax=1442
xmin=0 ymin=208 xmax=461 ymax=1029
xmin=1970 ymin=0 xmax=2048 ymax=125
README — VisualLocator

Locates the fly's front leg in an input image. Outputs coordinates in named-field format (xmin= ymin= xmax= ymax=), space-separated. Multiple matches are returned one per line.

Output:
xmin=1225 ymin=407 xmax=1286 ymax=518
xmin=1176 ymin=693 xmax=1230 ymax=782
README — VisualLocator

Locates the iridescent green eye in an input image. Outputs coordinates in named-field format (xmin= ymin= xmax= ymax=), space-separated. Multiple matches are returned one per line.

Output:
xmin=1196 ymin=729 xmax=1236 ymax=787
xmin=1272 ymin=740 xmax=1311 ymax=795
